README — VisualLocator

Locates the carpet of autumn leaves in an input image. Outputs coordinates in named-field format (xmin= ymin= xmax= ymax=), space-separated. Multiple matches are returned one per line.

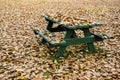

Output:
xmin=0 ymin=0 xmax=120 ymax=80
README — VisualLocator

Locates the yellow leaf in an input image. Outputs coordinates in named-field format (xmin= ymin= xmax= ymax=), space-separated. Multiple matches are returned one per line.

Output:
xmin=80 ymin=64 xmax=85 ymax=69
xmin=18 ymin=75 xmax=25 ymax=80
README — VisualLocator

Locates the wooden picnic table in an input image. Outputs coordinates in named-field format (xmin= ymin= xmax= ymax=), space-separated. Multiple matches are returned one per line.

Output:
xmin=31 ymin=15 xmax=113 ymax=58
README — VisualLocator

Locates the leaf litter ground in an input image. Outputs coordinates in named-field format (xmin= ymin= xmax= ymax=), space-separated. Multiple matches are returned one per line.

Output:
xmin=0 ymin=0 xmax=120 ymax=80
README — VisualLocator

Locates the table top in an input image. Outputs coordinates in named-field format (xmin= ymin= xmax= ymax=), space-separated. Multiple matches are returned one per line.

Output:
xmin=42 ymin=15 xmax=103 ymax=30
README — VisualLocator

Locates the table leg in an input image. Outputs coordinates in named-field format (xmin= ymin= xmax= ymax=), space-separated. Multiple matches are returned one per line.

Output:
xmin=87 ymin=43 xmax=96 ymax=52
xmin=56 ymin=46 xmax=67 ymax=58
xmin=64 ymin=30 xmax=77 ymax=39
xmin=82 ymin=28 xmax=96 ymax=52
xmin=56 ymin=30 xmax=77 ymax=58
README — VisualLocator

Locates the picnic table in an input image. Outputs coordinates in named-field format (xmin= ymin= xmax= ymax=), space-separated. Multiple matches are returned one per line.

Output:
xmin=31 ymin=15 xmax=113 ymax=58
